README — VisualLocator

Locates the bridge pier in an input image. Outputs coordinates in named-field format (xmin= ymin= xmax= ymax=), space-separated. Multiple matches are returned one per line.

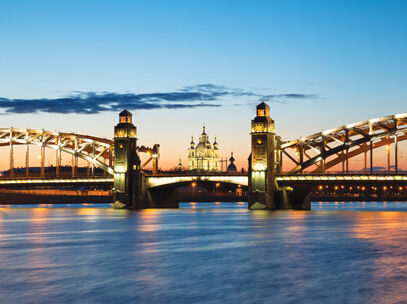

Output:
xmin=112 ymin=110 xmax=144 ymax=209
xmin=248 ymin=102 xmax=276 ymax=210
xmin=248 ymin=102 xmax=311 ymax=210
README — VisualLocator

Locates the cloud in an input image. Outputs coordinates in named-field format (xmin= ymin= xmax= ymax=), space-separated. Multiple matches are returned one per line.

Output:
xmin=0 ymin=85 xmax=318 ymax=114
xmin=259 ymin=94 xmax=318 ymax=103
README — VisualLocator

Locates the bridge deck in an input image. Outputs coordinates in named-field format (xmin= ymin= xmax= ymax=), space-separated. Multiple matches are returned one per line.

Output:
xmin=0 ymin=173 xmax=406 ymax=186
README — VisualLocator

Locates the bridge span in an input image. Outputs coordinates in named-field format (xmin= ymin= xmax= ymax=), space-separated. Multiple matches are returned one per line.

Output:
xmin=1 ymin=173 xmax=406 ymax=188
xmin=0 ymin=172 xmax=406 ymax=207
xmin=0 ymin=104 xmax=406 ymax=209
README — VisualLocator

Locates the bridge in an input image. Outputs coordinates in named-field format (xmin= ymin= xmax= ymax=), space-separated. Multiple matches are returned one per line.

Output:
xmin=0 ymin=105 xmax=406 ymax=209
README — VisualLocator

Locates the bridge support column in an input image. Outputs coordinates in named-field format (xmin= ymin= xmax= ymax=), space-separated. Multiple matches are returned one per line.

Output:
xmin=71 ymin=155 xmax=75 ymax=177
xmin=370 ymin=140 xmax=373 ymax=174
xmin=56 ymin=149 xmax=60 ymax=177
xmin=91 ymin=142 xmax=95 ymax=177
xmin=248 ymin=102 xmax=277 ymax=210
xmin=56 ymin=136 xmax=61 ymax=177
xmin=112 ymin=110 xmax=144 ymax=209
xmin=9 ymin=130 xmax=14 ymax=177
xmin=40 ymin=144 xmax=45 ymax=178
xmin=25 ymin=141 xmax=29 ymax=178
xmin=395 ymin=136 xmax=398 ymax=173
xmin=364 ymin=151 xmax=367 ymax=174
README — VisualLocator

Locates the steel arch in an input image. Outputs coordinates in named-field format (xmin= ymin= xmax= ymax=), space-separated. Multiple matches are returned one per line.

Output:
xmin=0 ymin=128 xmax=115 ymax=174
xmin=0 ymin=128 xmax=161 ymax=175
xmin=280 ymin=113 xmax=407 ymax=173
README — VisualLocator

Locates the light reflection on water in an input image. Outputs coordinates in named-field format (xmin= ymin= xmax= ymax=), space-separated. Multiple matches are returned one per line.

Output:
xmin=1 ymin=202 xmax=407 ymax=303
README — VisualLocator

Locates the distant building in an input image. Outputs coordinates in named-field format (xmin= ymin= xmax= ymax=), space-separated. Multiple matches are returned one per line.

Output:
xmin=188 ymin=127 xmax=220 ymax=171
xmin=227 ymin=152 xmax=237 ymax=172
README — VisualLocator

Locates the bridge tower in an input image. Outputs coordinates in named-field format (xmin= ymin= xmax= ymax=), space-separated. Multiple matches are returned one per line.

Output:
xmin=248 ymin=102 xmax=277 ymax=209
xmin=112 ymin=110 xmax=142 ymax=208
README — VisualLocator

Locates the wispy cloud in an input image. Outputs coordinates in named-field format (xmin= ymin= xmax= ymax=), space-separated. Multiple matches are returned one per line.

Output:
xmin=259 ymin=94 xmax=318 ymax=103
xmin=0 ymin=84 xmax=318 ymax=114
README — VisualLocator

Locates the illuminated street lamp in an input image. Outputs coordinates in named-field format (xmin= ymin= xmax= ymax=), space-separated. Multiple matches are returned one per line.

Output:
xmin=192 ymin=182 xmax=197 ymax=198
xmin=386 ymin=144 xmax=391 ymax=173
xmin=215 ymin=182 xmax=220 ymax=192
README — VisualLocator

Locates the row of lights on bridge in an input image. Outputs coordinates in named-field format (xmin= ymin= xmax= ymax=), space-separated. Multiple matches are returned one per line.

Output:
xmin=191 ymin=182 xmax=242 ymax=188
xmin=318 ymin=185 xmax=407 ymax=191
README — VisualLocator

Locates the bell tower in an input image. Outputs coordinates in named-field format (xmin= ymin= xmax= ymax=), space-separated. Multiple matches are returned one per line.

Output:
xmin=113 ymin=110 xmax=141 ymax=208
xmin=248 ymin=102 xmax=276 ymax=209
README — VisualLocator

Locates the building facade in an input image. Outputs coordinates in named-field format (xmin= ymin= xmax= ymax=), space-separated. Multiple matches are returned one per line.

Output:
xmin=188 ymin=127 xmax=220 ymax=171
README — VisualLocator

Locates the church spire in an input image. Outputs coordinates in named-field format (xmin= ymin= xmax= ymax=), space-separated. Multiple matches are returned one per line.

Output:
xmin=213 ymin=136 xmax=218 ymax=149
xmin=227 ymin=152 xmax=237 ymax=172
xmin=178 ymin=158 xmax=182 ymax=171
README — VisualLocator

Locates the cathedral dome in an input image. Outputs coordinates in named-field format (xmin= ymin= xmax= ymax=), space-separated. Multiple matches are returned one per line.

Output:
xmin=196 ymin=141 xmax=211 ymax=150
xmin=188 ymin=126 xmax=219 ymax=172
xmin=195 ymin=142 xmax=205 ymax=150
xmin=227 ymin=152 xmax=237 ymax=172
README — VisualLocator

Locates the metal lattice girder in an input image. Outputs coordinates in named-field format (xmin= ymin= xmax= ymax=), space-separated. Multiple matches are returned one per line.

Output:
xmin=139 ymin=144 xmax=160 ymax=169
xmin=0 ymin=128 xmax=161 ymax=175
xmin=281 ymin=113 xmax=407 ymax=173
xmin=0 ymin=128 xmax=115 ymax=175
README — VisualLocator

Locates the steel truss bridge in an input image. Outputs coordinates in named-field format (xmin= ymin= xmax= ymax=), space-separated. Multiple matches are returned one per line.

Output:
xmin=0 ymin=112 xmax=406 ymax=191
xmin=0 ymin=128 xmax=159 ymax=178
xmin=280 ymin=113 xmax=407 ymax=174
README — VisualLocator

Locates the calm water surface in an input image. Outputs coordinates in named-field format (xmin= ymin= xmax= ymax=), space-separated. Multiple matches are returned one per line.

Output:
xmin=1 ymin=202 xmax=407 ymax=303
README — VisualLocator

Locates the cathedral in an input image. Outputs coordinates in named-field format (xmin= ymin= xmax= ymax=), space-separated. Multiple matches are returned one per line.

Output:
xmin=188 ymin=127 xmax=220 ymax=171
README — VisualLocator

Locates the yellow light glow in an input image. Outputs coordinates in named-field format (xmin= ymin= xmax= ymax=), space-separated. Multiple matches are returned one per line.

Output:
xmin=116 ymin=166 xmax=126 ymax=173
xmin=253 ymin=163 xmax=265 ymax=171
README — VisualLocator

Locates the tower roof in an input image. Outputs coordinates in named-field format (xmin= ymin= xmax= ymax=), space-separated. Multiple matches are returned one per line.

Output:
xmin=119 ymin=109 xmax=132 ymax=117
xmin=256 ymin=102 xmax=270 ymax=117
xmin=256 ymin=102 xmax=268 ymax=110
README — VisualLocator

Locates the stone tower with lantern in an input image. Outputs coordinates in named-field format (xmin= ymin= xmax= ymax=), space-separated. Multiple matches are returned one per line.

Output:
xmin=113 ymin=109 xmax=142 ymax=208
xmin=248 ymin=102 xmax=277 ymax=209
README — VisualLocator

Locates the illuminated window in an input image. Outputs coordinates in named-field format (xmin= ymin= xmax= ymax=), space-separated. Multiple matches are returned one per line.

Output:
xmin=120 ymin=116 xmax=132 ymax=123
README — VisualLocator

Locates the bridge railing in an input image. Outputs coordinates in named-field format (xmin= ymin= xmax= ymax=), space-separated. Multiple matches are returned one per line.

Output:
xmin=279 ymin=170 xmax=407 ymax=176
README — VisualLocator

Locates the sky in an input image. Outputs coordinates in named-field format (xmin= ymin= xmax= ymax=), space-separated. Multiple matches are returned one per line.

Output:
xmin=0 ymin=0 xmax=406 ymax=171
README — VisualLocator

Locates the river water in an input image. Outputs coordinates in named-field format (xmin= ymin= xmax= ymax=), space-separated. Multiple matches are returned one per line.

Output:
xmin=1 ymin=202 xmax=407 ymax=303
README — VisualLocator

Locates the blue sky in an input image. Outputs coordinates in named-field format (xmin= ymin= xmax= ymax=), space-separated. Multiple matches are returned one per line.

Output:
xmin=0 ymin=0 xmax=406 ymax=170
